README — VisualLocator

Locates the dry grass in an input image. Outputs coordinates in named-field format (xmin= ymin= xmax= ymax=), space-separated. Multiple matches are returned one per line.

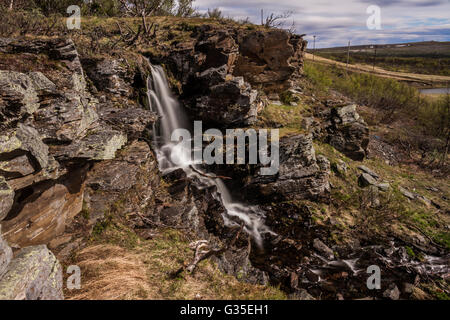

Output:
xmin=65 ymin=228 xmax=286 ymax=300
xmin=66 ymin=245 xmax=155 ymax=300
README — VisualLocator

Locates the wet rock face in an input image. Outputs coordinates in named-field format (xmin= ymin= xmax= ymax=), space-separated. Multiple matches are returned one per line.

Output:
xmin=158 ymin=169 xmax=268 ymax=284
xmin=325 ymin=105 xmax=369 ymax=161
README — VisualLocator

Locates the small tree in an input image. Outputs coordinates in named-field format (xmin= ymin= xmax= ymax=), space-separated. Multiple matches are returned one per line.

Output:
xmin=264 ymin=10 xmax=293 ymax=28
xmin=118 ymin=0 xmax=173 ymax=17
xmin=175 ymin=0 xmax=195 ymax=17
xmin=206 ymin=7 xmax=222 ymax=19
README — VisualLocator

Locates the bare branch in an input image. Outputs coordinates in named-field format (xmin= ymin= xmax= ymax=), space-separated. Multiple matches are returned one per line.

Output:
xmin=172 ymin=224 xmax=244 ymax=277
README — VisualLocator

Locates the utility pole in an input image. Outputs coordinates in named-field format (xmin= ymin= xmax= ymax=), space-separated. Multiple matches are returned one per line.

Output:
xmin=346 ymin=40 xmax=351 ymax=69
xmin=261 ymin=9 xmax=264 ymax=26
xmin=372 ymin=45 xmax=377 ymax=72
xmin=313 ymin=35 xmax=316 ymax=61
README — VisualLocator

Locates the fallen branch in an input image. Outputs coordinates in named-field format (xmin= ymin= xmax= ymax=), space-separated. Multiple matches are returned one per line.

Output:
xmin=189 ymin=165 xmax=232 ymax=180
xmin=135 ymin=211 xmax=189 ymax=230
xmin=172 ymin=224 xmax=244 ymax=277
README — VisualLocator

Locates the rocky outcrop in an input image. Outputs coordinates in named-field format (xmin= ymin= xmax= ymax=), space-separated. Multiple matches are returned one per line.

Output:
xmin=245 ymin=134 xmax=330 ymax=202
xmin=83 ymin=58 xmax=134 ymax=97
xmin=148 ymin=24 xmax=306 ymax=127
xmin=188 ymin=66 xmax=259 ymax=126
xmin=324 ymin=105 xmax=369 ymax=161
xmin=82 ymin=141 xmax=160 ymax=226
xmin=0 ymin=38 xmax=155 ymax=249
xmin=234 ymin=30 xmax=306 ymax=92
xmin=0 ymin=37 xmax=157 ymax=299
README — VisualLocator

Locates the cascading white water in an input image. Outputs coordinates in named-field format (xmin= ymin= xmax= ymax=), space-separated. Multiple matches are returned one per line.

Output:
xmin=147 ymin=64 xmax=272 ymax=247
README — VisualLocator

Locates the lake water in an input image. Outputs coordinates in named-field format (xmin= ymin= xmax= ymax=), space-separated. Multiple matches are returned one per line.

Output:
xmin=419 ymin=87 xmax=450 ymax=95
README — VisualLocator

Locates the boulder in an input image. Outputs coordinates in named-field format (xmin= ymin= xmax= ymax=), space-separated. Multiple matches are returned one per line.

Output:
xmin=84 ymin=58 xmax=133 ymax=96
xmin=97 ymin=107 xmax=156 ymax=141
xmin=0 ymin=154 xmax=35 ymax=179
xmin=32 ymin=92 xmax=99 ymax=144
xmin=83 ymin=141 xmax=158 ymax=225
xmin=399 ymin=186 xmax=415 ymax=200
xmin=194 ymin=75 xmax=259 ymax=126
xmin=357 ymin=165 xmax=379 ymax=180
xmin=246 ymin=134 xmax=330 ymax=201
xmin=0 ymin=226 xmax=13 ymax=278
xmin=0 ymin=177 xmax=14 ymax=221
xmin=358 ymin=173 xmax=377 ymax=188
xmin=234 ymin=29 xmax=306 ymax=92
xmin=383 ymin=283 xmax=400 ymax=300
xmin=377 ymin=182 xmax=390 ymax=192
xmin=0 ymin=124 xmax=49 ymax=170
xmin=0 ymin=71 xmax=40 ymax=127
xmin=313 ymin=238 xmax=335 ymax=260
xmin=1 ymin=167 xmax=86 ymax=248
xmin=0 ymin=245 xmax=63 ymax=300
xmin=326 ymin=105 xmax=369 ymax=161
xmin=51 ymin=129 xmax=127 ymax=161
xmin=332 ymin=159 xmax=348 ymax=176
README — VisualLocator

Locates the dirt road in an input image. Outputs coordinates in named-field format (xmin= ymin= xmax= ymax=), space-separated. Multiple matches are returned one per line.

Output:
xmin=305 ymin=53 xmax=450 ymax=86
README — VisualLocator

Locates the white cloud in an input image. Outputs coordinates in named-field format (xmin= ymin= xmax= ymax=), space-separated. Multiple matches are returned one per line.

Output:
xmin=194 ymin=0 xmax=450 ymax=47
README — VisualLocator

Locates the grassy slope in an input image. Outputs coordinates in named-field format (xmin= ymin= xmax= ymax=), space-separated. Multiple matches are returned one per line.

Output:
xmin=64 ymin=208 xmax=286 ymax=300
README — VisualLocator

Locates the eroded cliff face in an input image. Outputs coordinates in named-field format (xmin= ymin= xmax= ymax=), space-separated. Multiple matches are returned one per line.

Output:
xmin=0 ymin=37 xmax=157 ymax=298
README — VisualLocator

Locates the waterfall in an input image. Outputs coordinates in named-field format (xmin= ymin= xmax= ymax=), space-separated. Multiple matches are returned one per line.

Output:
xmin=147 ymin=64 xmax=272 ymax=247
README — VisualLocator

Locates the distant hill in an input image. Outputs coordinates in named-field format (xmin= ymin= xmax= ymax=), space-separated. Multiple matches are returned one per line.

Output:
xmin=308 ymin=41 xmax=450 ymax=76
xmin=310 ymin=41 xmax=450 ymax=58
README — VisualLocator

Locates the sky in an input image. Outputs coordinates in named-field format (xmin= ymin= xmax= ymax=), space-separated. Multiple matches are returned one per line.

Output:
xmin=194 ymin=0 xmax=450 ymax=48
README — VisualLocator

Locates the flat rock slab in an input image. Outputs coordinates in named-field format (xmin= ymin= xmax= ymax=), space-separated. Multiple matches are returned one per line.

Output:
xmin=399 ymin=186 xmax=416 ymax=200
xmin=357 ymin=165 xmax=379 ymax=180
xmin=0 ymin=245 xmax=63 ymax=300
xmin=52 ymin=129 xmax=127 ymax=161
xmin=358 ymin=173 xmax=377 ymax=187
